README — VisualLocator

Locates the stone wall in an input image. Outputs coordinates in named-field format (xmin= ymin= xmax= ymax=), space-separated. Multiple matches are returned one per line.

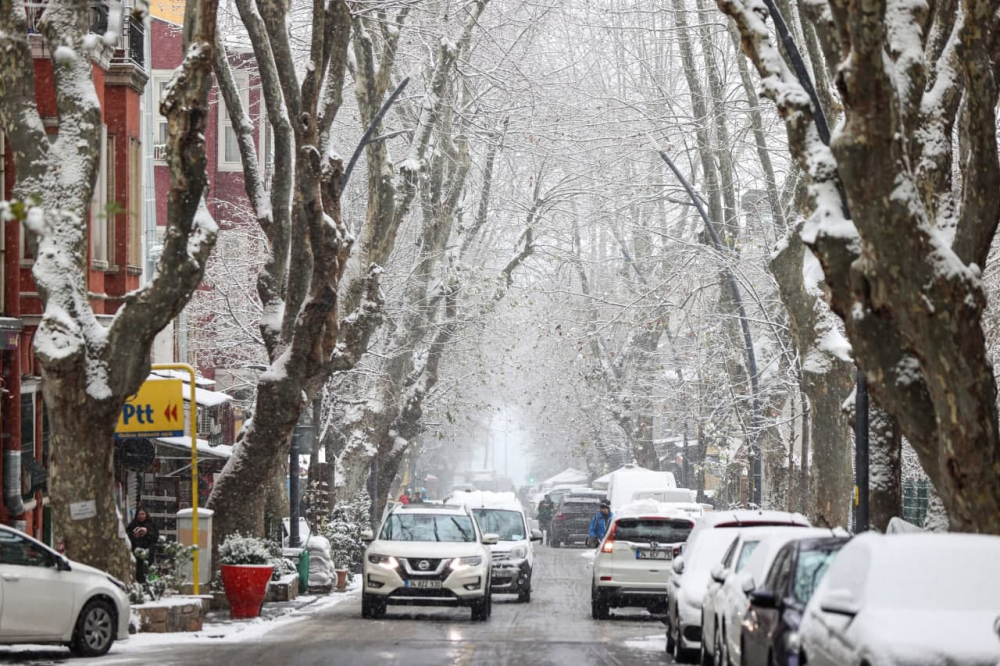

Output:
xmin=135 ymin=597 xmax=209 ymax=633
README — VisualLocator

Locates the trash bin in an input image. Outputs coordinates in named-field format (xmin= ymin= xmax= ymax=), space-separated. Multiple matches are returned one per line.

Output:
xmin=297 ymin=548 xmax=310 ymax=590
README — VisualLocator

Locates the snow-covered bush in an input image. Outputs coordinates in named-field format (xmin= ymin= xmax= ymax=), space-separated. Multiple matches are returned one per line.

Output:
xmin=218 ymin=533 xmax=274 ymax=566
xmin=321 ymin=490 xmax=370 ymax=575
xmin=271 ymin=556 xmax=298 ymax=581
xmin=131 ymin=537 xmax=195 ymax=602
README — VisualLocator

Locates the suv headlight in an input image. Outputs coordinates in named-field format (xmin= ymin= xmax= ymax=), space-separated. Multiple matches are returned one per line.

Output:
xmin=367 ymin=554 xmax=399 ymax=568
xmin=450 ymin=556 xmax=483 ymax=570
xmin=510 ymin=546 xmax=527 ymax=559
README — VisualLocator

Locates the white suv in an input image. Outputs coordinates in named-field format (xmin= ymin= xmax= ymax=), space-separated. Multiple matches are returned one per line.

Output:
xmin=591 ymin=509 xmax=695 ymax=619
xmin=361 ymin=503 xmax=497 ymax=621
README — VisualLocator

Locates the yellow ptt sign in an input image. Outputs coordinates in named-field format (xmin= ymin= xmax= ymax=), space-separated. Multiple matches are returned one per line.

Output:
xmin=115 ymin=379 xmax=185 ymax=440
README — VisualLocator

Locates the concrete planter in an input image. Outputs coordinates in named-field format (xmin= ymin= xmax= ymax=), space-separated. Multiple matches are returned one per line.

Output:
xmin=134 ymin=597 xmax=207 ymax=633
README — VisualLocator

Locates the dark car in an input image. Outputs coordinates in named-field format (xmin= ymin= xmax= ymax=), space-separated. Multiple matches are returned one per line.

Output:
xmin=740 ymin=536 xmax=850 ymax=666
xmin=549 ymin=491 xmax=606 ymax=547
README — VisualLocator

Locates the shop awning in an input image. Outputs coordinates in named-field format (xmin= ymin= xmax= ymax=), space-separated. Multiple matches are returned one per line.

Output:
xmin=155 ymin=437 xmax=233 ymax=459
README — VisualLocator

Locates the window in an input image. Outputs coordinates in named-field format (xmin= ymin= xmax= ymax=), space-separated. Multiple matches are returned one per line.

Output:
xmin=20 ymin=392 xmax=35 ymax=457
xmin=89 ymin=124 xmax=111 ymax=266
xmin=128 ymin=137 xmax=142 ymax=267
xmin=735 ymin=540 xmax=760 ymax=573
xmin=764 ymin=547 xmax=793 ymax=595
xmin=379 ymin=514 xmax=476 ymax=543
xmin=218 ymin=70 xmax=249 ymax=171
xmin=471 ymin=509 xmax=526 ymax=541
xmin=151 ymin=71 xmax=173 ymax=161
xmin=792 ymin=548 xmax=840 ymax=605
xmin=612 ymin=518 xmax=693 ymax=544
xmin=0 ymin=530 xmax=56 ymax=568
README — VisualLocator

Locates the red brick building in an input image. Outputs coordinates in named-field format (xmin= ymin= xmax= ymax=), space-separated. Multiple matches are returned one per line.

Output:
xmin=0 ymin=5 xmax=146 ymax=540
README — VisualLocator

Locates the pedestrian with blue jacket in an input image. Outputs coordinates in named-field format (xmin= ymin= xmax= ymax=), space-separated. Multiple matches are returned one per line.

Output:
xmin=589 ymin=500 xmax=613 ymax=543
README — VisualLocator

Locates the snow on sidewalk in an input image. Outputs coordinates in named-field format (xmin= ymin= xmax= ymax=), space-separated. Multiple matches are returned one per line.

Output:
xmin=115 ymin=580 xmax=362 ymax=652
xmin=0 ymin=581 xmax=363 ymax=663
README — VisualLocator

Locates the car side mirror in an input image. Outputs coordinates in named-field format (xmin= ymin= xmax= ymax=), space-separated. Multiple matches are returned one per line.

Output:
xmin=672 ymin=556 xmax=685 ymax=574
xmin=360 ymin=529 xmax=374 ymax=543
xmin=482 ymin=533 xmax=500 ymax=546
xmin=710 ymin=563 xmax=728 ymax=584
xmin=749 ymin=589 xmax=778 ymax=609
xmin=530 ymin=529 xmax=543 ymax=542
xmin=740 ymin=575 xmax=755 ymax=595
xmin=819 ymin=589 xmax=860 ymax=617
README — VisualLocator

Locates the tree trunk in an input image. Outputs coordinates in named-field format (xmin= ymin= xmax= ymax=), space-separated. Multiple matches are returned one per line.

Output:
xmin=47 ymin=405 xmax=132 ymax=582
xmin=869 ymin=407 xmax=902 ymax=531
xmin=799 ymin=392 xmax=811 ymax=515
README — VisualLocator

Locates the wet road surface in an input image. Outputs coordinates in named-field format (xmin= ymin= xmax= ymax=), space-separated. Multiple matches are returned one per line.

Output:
xmin=4 ymin=544 xmax=674 ymax=666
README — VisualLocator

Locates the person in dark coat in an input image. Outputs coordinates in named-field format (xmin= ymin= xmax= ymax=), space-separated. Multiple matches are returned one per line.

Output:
xmin=126 ymin=507 xmax=159 ymax=584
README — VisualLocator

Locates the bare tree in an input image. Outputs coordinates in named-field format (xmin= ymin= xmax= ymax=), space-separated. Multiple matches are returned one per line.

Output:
xmin=721 ymin=0 xmax=1000 ymax=532
xmin=0 ymin=0 xmax=220 ymax=578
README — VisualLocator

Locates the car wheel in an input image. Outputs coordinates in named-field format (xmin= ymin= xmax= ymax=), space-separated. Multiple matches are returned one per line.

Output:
xmin=701 ymin=637 xmax=715 ymax=666
xmin=471 ymin=593 xmax=490 ymax=622
xmin=590 ymin=586 xmax=609 ymax=620
xmin=70 ymin=598 xmax=117 ymax=657
xmin=666 ymin=614 xmax=676 ymax=653
xmin=518 ymin=576 xmax=532 ymax=603
xmin=361 ymin=593 xmax=385 ymax=619
xmin=674 ymin=622 xmax=698 ymax=664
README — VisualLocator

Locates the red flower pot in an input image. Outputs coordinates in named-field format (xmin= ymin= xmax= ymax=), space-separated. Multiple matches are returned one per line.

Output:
xmin=221 ymin=564 xmax=274 ymax=619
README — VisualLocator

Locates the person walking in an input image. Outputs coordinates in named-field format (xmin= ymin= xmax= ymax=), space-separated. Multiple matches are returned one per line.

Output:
xmin=589 ymin=500 xmax=613 ymax=544
xmin=537 ymin=494 xmax=555 ymax=543
xmin=397 ymin=489 xmax=411 ymax=505
xmin=126 ymin=507 xmax=159 ymax=584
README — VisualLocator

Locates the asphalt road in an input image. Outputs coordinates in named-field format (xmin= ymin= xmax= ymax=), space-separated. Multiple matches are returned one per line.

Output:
xmin=3 ymin=544 xmax=675 ymax=666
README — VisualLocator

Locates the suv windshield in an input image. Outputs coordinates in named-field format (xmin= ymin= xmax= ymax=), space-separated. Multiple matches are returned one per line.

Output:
xmin=614 ymin=518 xmax=693 ymax=544
xmin=561 ymin=499 xmax=600 ymax=513
xmin=472 ymin=509 xmax=525 ymax=541
xmin=380 ymin=513 xmax=476 ymax=542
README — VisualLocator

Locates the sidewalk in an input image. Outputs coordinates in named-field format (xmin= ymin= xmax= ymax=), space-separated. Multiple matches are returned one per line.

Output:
xmin=118 ymin=580 xmax=362 ymax=652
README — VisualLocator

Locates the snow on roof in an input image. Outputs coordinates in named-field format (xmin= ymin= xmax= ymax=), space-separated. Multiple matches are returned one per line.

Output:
xmin=445 ymin=490 xmax=522 ymax=512
xmin=542 ymin=468 xmax=590 ymax=486
xmin=156 ymin=436 xmax=233 ymax=459
xmin=146 ymin=375 xmax=233 ymax=408
xmin=150 ymin=369 xmax=216 ymax=388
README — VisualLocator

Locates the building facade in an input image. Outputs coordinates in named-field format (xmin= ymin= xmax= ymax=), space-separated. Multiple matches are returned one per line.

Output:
xmin=0 ymin=3 xmax=147 ymax=540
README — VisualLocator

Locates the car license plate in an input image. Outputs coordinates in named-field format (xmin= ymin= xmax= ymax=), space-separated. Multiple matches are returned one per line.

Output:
xmin=636 ymin=549 xmax=671 ymax=560
xmin=405 ymin=579 xmax=442 ymax=589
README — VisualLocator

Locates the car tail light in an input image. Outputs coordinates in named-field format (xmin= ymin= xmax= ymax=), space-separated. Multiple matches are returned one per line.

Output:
xmin=601 ymin=522 xmax=617 ymax=553
xmin=554 ymin=513 xmax=569 ymax=521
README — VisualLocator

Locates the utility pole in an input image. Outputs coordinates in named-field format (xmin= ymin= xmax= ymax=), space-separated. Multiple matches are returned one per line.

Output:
xmin=855 ymin=369 xmax=870 ymax=531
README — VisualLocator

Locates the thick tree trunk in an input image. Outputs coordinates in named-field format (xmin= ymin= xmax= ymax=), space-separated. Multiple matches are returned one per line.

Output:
xmin=799 ymin=392 xmax=811 ymax=515
xmin=47 ymin=406 xmax=132 ymax=582
xmin=869 ymin=407 xmax=902 ymax=532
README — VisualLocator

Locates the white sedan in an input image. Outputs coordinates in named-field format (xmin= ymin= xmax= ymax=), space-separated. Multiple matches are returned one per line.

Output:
xmin=0 ymin=525 xmax=130 ymax=656
xmin=800 ymin=532 xmax=1000 ymax=666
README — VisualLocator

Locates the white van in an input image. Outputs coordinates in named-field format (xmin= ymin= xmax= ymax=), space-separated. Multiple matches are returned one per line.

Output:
xmin=606 ymin=464 xmax=677 ymax=510
xmin=630 ymin=488 xmax=703 ymax=518
xmin=446 ymin=490 xmax=542 ymax=602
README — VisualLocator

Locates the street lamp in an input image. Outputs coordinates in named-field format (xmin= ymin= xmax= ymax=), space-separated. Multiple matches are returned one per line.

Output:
xmin=289 ymin=413 xmax=315 ymax=548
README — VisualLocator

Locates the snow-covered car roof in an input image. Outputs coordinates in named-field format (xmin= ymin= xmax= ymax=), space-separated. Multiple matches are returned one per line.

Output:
xmin=698 ymin=509 xmax=810 ymax=528
xmin=614 ymin=499 xmax=698 ymax=521
xmin=446 ymin=490 xmax=523 ymax=512
xmin=393 ymin=503 xmax=470 ymax=516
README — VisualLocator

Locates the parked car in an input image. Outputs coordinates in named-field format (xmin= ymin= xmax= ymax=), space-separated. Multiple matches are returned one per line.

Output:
xmin=447 ymin=490 xmax=543 ymax=602
xmin=591 ymin=506 xmax=695 ymax=619
xmin=361 ymin=503 xmax=497 ymax=621
xmin=667 ymin=511 xmax=811 ymax=663
xmin=705 ymin=529 xmax=847 ymax=666
xmin=550 ymin=490 xmax=607 ymax=547
xmin=798 ymin=532 xmax=1000 ymax=666
xmin=0 ymin=525 xmax=130 ymax=657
